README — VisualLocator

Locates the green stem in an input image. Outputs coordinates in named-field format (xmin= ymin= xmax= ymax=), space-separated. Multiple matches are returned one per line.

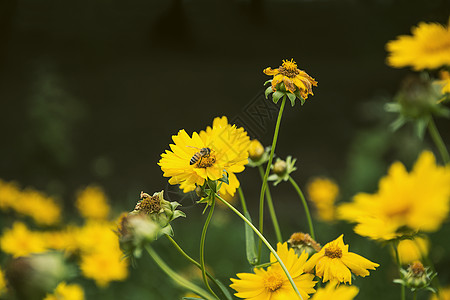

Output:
xmin=392 ymin=242 xmax=406 ymax=300
xmin=258 ymin=165 xmax=282 ymax=243
xmin=428 ymin=117 xmax=450 ymax=164
xmin=258 ymin=96 xmax=286 ymax=262
xmin=145 ymin=245 xmax=216 ymax=300
xmin=288 ymin=176 xmax=316 ymax=241
xmin=200 ymin=200 xmax=219 ymax=299
xmin=164 ymin=234 xmax=226 ymax=299
xmin=215 ymin=193 xmax=304 ymax=300
xmin=413 ymin=291 xmax=417 ymax=300
xmin=238 ymin=186 xmax=248 ymax=214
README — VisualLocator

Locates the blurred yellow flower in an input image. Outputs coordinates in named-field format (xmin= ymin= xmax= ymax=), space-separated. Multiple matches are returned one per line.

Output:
xmin=437 ymin=70 xmax=450 ymax=94
xmin=44 ymin=282 xmax=84 ymax=300
xmin=430 ymin=286 xmax=450 ymax=300
xmin=0 ymin=179 xmax=21 ymax=210
xmin=80 ymin=249 xmax=128 ymax=287
xmin=0 ymin=222 xmax=47 ymax=257
xmin=159 ymin=116 xmax=250 ymax=197
xmin=230 ymin=242 xmax=316 ymax=300
xmin=43 ymin=227 xmax=79 ymax=253
xmin=396 ymin=237 xmax=429 ymax=265
xmin=311 ymin=283 xmax=359 ymax=300
xmin=76 ymin=185 xmax=110 ymax=220
xmin=75 ymin=221 xmax=119 ymax=254
xmin=16 ymin=189 xmax=61 ymax=226
xmin=386 ymin=19 xmax=450 ymax=70
xmin=303 ymin=235 xmax=379 ymax=284
xmin=307 ymin=177 xmax=339 ymax=222
xmin=264 ymin=59 xmax=318 ymax=99
xmin=338 ymin=151 xmax=450 ymax=240
xmin=0 ymin=267 xmax=6 ymax=296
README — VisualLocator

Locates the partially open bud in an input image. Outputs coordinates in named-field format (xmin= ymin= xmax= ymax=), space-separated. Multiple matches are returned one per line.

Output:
xmin=5 ymin=252 xmax=74 ymax=300
xmin=268 ymin=156 xmax=297 ymax=186
xmin=272 ymin=160 xmax=287 ymax=176
xmin=288 ymin=232 xmax=321 ymax=257
xmin=394 ymin=260 xmax=437 ymax=292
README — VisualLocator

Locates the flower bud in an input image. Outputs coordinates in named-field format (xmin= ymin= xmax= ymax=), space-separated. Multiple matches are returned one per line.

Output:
xmin=272 ymin=160 xmax=287 ymax=176
xmin=394 ymin=260 xmax=437 ymax=292
xmin=288 ymin=232 xmax=321 ymax=257
xmin=268 ymin=156 xmax=297 ymax=186
xmin=248 ymin=140 xmax=265 ymax=161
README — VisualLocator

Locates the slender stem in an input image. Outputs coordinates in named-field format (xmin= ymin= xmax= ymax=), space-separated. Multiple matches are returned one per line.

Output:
xmin=200 ymin=200 xmax=219 ymax=299
xmin=145 ymin=245 xmax=216 ymax=300
xmin=258 ymin=165 xmax=282 ymax=243
xmin=288 ymin=176 xmax=316 ymax=241
xmin=258 ymin=97 xmax=286 ymax=261
xmin=428 ymin=117 xmax=450 ymax=164
xmin=237 ymin=186 xmax=248 ymax=214
xmin=164 ymin=234 xmax=226 ymax=299
xmin=215 ymin=193 xmax=304 ymax=300
xmin=413 ymin=291 xmax=417 ymax=300
xmin=392 ymin=242 xmax=406 ymax=300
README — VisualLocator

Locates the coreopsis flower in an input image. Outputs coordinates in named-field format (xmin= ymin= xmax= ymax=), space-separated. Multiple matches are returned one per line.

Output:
xmin=396 ymin=237 xmax=429 ymax=265
xmin=303 ymin=235 xmax=379 ymax=284
xmin=307 ymin=177 xmax=339 ymax=222
xmin=76 ymin=185 xmax=110 ymax=220
xmin=264 ymin=59 xmax=318 ymax=106
xmin=338 ymin=151 xmax=450 ymax=241
xmin=75 ymin=221 xmax=119 ymax=254
xmin=311 ymin=283 xmax=359 ymax=300
xmin=386 ymin=19 xmax=450 ymax=70
xmin=437 ymin=70 xmax=450 ymax=94
xmin=0 ymin=179 xmax=21 ymax=209
xmin=159 ymin=116 xmax=250 ymax=197
xmin=230 ymin=242 xmax=316 ymax=300
xmin=394 ymin=261 xmax=437 ymax=292
xmin=288 ymin=232 xmax=321 ymax=257
xmin=16 ymin=189 xmax=61 ymax=226
xmin=0 ymin=222 xmax=47 ymax=257
xmin=268 ymin=156 xmax=297 ymax=186
xmin=44 ymin=282 xmax=85 ymax=300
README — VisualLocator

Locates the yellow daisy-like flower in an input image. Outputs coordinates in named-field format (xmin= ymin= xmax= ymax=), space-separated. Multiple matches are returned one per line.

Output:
xmin=311 ymin=283 xmax=359 ymax=300
xmin=386 ymin=19 xmax=450 ymax=70
xmin=437 ymin=70 xmax=450 ymax=94
xmin=307 ymin=177 xmax=339 ymax=222
xmin=76 ymin=185 xmax=110 ymax=220
xmin=264 ymin=59 xmax=318 ymax=99
xmin=0 ymin=179 xmax=21 ymax=210
xmin=230 ymin=242 xmax=316 ymax=300
xmin=0 ymin=222 xmax=47 ymax=257
xmin=338 ymin=151 xmax=450 ymax=240
xmin=159 ymin=116 xmax=250 ymax=197
xmin=16 ymin=189 xmax=61 ymax=226
xmin=44 ymin=282 xmax=85 ymax=300
xmin=303 ymin=235 xmax=379 ymax=284
xmin=396 ymin=236 xmax=429 ymax=265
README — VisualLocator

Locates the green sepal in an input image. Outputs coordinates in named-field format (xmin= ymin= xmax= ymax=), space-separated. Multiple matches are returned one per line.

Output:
xmin=218 ymin=170 xmax=229 ymax=185
xmin=244 ymin=210 xmax=258 ymax=265
xmin=159 ymin=225 xmax=174 ymax=237
xmin=287 ymin=92 xmax=296 ymax=107
xmin=264 ymin=79 xmax=273 ymax=86
xmin=272 ymin=91 xmax=284 ymax=104
xmin=300 ymin=97 xmax=306 ymax=106
xmin=415 ymin=117 xmax=429 ymax=140
xmin=390 ymin=116 xmax=406 ymax=132
xmin=265 ymin=86 xmax=273 ymax=99
xmin=207 ymin=179 xmax=218 ymax=193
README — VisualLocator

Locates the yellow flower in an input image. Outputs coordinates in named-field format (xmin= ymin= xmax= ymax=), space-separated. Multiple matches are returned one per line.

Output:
xmin=80 ymin=249 xmax=128 ymax=287
xmin=264 ymin=59 xmax=317 ymax=99
xmin=44 ymin=282 xmax=85 ymax=300
xmin=386 ymin=19 xmax=450 ymax=70
xmin=430 ymin=286 xmax=450 ymax=300
xmin=303 ymin=235 xmax=379 ymax=284
xmin=311 ymin=283 xmax=359 ymax=300
xmin=75 ymin=221 xmax=119 ymax=254
xmin=0 ymin=222 xmax=47 ymax=257
xmin=307 ymin=177 xmax=339 ymax=222
xmin=0 ymin=179 xmax=21 ymax=210
xmin=16 ymin=189 xmax=61 ymax=226
xmin=159 ymin=116 xmax=250 ymax=197
xmin=43 ymin=227 xmax=79 ymax=253
xmin=76 ymin=185 xmax=110 ymax=220
xmin=0 ymin=267 xmax=6 ymax=296
xmin=437 ymin=70 xmax=450 ymax=94
xmin=338 ymin=151 xmax=450 ymax=240
xmin=396 ymin=237 xmax=429 ymax=265
xmin=230 ymin=242 xmax=316 ymax=300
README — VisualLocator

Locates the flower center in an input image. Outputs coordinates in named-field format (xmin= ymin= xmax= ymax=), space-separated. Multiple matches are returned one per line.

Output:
xmin=196 ymin=154 xmax=216 ymax=168
xmin=280 ymin=59 xmax=300 ymax=78
xmin=385 ymin=204 xmax=412 ymax=219
xmin=135 ymin=192 xmax=161 ymax=213
xmin=263 ymin=270 xmax=283 ymax=292
xmin=324 ymin=245 xmax=342 ymax=259
xmin=423 ymin=39 xmax=450 ymax=54
xmin=410 ymin=261 xmax=426 ymax=277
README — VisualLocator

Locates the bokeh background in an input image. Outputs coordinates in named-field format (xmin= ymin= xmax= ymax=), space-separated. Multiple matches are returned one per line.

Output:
xmin=1 ymin=0 xmax=450 ymax=299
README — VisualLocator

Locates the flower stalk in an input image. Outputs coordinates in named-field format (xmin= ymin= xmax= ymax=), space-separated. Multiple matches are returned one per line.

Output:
xmin=427 ymin=117 xmax=450 ymax=164
xmin=258 ymin=96 xmax=286 ymax=262
xmin=288 ymin=176 xmax=316 ymax=241
xmin=215 ymin=193 xmax=304 ymax=300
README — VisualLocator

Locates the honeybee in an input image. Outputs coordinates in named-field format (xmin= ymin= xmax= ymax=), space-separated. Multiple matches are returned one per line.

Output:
xmin=188 ymin=146 xmax=211 ymax=165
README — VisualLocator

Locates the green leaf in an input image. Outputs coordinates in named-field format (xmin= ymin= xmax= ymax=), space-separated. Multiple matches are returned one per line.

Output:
xmin=300 ymin=98 xmax=306 ymax=106
xmin=214 ymin=279 xmax=234 ymax=300
xmin=287 ymin=92 xmax=296 ymax=107
xmin=264 ymin=79 xmax=273 ymax=86
xmin=264 ymin=86 xmax=273 ymax=99
xmin=244 ymin=211 xmax=258 ymax=265
xmin=272 ymin=91 xmax=284 ymax=104
xmin=218 ymin=170 xmax=229 ymax=185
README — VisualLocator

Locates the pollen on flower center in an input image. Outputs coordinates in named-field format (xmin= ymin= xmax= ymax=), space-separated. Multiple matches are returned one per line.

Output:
xmin=263 ymin=271 xmax=284 ymax=292
xmin=196 ymin=155 xmax=216 ymax=169
xmin=280 ymin=59 xmax=300 ymax=78
xmin=324 ymin=245 xmax=342 ymax=259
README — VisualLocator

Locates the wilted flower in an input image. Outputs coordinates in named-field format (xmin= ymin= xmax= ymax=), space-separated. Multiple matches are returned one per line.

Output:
xmin=268 ymin=156 xmax=297 ymax=186
xmin=288 ymin=232 xmax=321 ymax=257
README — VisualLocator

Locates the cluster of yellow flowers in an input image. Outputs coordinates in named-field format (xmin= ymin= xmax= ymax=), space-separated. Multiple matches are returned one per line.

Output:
xmin=0 ymin=179 xmax=61 ymax=225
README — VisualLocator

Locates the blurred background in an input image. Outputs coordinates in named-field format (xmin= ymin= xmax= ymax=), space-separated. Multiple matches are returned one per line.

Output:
xmin=0 ymin=0 xmax=449 ymax=299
